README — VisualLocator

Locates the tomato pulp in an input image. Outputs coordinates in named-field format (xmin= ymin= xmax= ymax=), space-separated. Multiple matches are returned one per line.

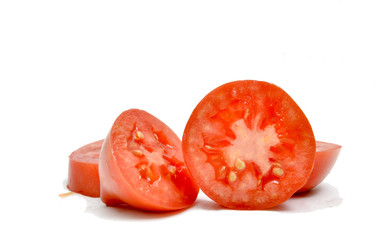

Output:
xmin=182 ymin=80 xmax=316 ymax=209
xmin=99 ymin=109 xmax=199 ymax=211
xmin=67 ymin=139 xmax=103 ymax=197
xmin=297 ymin=141 xmax=341 ymax=193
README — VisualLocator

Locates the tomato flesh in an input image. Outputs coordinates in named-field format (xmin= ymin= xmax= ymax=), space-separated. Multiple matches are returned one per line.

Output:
xmin=99 ymin=109 xmax=199 ymax=211
xmin=297 ymin=141 xmax=341 ymax=193
xmin=183 ymin=80 xmax=315 ymax=209
xmin=67 ymin=140 xmax=103 ymax=197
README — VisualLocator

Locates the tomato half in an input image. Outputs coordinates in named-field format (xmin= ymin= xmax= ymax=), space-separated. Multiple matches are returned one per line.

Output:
xmin=296 ymin=141 xmax=341 ymax=193
xmin=182 ymin=80 xmax=316 ymax=209
xmin=99 ymin=109 xmax=199 ymax=211
xmin=67 ymin=140 xmax=103 ymax=197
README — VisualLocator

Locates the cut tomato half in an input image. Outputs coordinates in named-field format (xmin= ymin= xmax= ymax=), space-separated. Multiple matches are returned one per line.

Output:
xmin=99 ymin=109 xmax=199 ymax=211
xmin=182 ymin=80 xmax=316 ymax=209
xmin=297 ymin=141 xmax=341 ymax=193
xmin=67 ymin=139 xmax=103 ymax=197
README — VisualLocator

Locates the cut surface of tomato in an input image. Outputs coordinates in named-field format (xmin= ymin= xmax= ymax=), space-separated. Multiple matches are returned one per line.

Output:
xmin=182 ymin=80 xmax=315 ymax=209
xmin=297 ymin=141 xmax=341 ymax=193
xmin=67 ymin=139 xmax=103 ymax=197
xmin=99 ymin=109 xmax=199 ymax=211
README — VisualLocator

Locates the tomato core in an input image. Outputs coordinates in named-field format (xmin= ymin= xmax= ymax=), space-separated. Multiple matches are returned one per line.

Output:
xmin=203 ymin=116 xmax=287 ymax=191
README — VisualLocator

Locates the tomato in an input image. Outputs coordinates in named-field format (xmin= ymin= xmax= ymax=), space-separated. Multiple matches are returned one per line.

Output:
xmin=67 ymin=140 xmax=103 ymax=197
xmin=99 ymin=109 xmax=199 ymax=211
xmin=182 ymin=80 xmax=316 ymax=209
xmin=296 ymin=141 xmax=341 ymax=193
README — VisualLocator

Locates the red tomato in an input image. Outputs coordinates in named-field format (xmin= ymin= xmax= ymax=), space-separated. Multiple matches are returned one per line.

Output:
xmin=182 ymin=80 xmax=316 ymax=209
xmin=67 ymin=140 xmax=103 ymax=197
xmin=99 ymin=109 xmax=199 ymax=211
xmin=296 ymin=141 xmax=341 ymax=193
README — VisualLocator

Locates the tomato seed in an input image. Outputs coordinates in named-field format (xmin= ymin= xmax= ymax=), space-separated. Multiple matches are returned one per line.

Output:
xmin=154 ymin=133 xmax=159 ymax=141
xmin=145 ymin=166 xmax=154 ymax=180
xmin=135 ymin=131 xmax=144 ymax=140
xmin=204 ymin=145 xmax=215 ymax=151
xmin=235 ymin=159 xmax=245 ymax=170
xmin=138 ymin=164 xmax=146 ymax=171
xmin=228 ymin=171 xmax=237 ymax=182
xmin=257 ymin=178 xmax=262 ymax=186
xmin=217 ymin=166 xmax=227 ymax=179
xmin=168 ymin=165 xmax=176 ymax=174
xmin=272 ymin=167 xmax=284 ymax=177
xmin=132 ymin=149 xmax=143 ymax=157
xmin=244 ymin=109 xmax=250 ymax=119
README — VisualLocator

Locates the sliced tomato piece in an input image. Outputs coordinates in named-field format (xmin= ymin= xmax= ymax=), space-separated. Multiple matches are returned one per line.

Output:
xmin=67 ymin=140 xmax=103 ymax=197
xmin=297 ymin=141 xmax=341 ymax=193
xmin=99 ymin=109 xmax=199 ymax=211
xmin=182 ymin=80 xmax=316 ymax=210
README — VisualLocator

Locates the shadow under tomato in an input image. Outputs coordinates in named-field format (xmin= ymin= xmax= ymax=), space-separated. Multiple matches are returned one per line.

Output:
xmin=62 ymin=179 xmax=341 ymax=216
xmin=62 ymin=178 xmax=186 ymax=220
xmin=192 ymin=198 xmax=225 ymax=210
xmin=83 ymin=197 xmax=187 ymax=221
xmin=269 ymin=183 xmax=342 ymax=212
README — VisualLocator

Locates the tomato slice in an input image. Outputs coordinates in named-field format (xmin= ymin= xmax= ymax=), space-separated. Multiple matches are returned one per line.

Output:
xmin=296 ymin=141 xmax=341 ymax=193
xmin=182 ymin=80 xmax=316 ymax=209
xmin=67 ymin=140 xmax=103 ymax=197
xmin=99 ymin=109 xmax=199 ymax=211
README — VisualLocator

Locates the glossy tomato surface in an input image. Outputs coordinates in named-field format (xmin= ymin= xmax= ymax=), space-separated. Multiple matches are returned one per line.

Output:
xmin=68 ymin=139 xmax=103 ymax=197
xmin=182 ymin=80 xmax=315 ymax=209
xmin=297 ymin=141 xmax=341 ymax=193
xmin=99 ymin=109 xmax=199 ymax=211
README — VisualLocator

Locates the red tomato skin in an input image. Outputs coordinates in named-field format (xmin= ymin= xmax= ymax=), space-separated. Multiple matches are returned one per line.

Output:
xmin=182 ymin=80 xmax=316 ymax=210
xmin=67 ymin=140 xmax=103 ymax=197
xmin=297 ymin=141 xmax=341 ymax=193
xmin=99 ymin=109 xmax=199 ymax=211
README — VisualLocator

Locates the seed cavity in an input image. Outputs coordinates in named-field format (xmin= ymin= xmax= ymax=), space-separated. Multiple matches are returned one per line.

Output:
xmin=272 ymin=167 xmax=284 ymax=177
xmin=235 ymin=158 xmax=245 ymax=170
xmin=228 ymin=171 xmax=237 ymax=182
xmin=132 ymin=149 xmax=143 ymax=157
xmin=145 ymin=167 xmax=153 ymax=180
xmin=139 ymin=164 xmax=154 ymax=181
xmin=134 ymin=131 xmax=144 ymax=140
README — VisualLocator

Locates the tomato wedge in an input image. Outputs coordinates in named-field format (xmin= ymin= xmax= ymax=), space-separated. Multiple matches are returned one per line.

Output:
xmin=99 ymin=109 xmax=199 ymax=211
xmin=182 ymin=80 xmax=316 ymax=209
xmin=297 ymin=141 xmax=341 ymax=193
xmin=67 ymin=139 xmax=103 ymax=197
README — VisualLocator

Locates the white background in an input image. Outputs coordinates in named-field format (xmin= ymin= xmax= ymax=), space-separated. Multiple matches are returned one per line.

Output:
xmin=1 ymin=0 xmax=389 ymax=239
